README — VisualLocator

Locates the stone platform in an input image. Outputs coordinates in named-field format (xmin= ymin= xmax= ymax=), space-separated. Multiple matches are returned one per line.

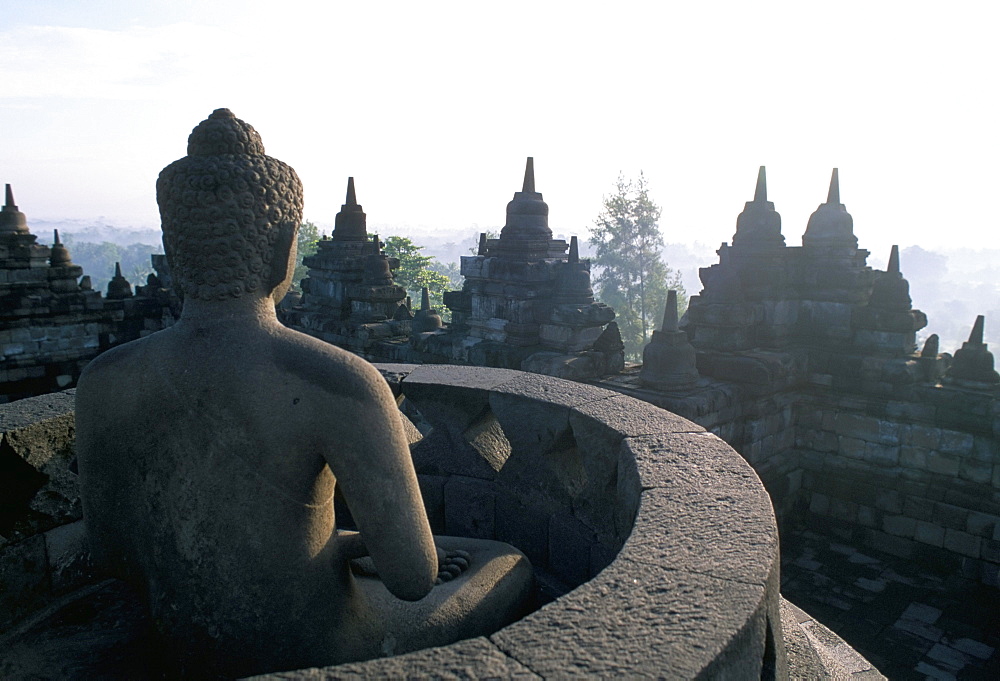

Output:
xmin=782 ymin=523 xmax=1000 ymax=680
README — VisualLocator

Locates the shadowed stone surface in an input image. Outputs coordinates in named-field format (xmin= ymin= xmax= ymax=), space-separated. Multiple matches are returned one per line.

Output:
xmin=249 ymin=637 xmax=540 ymax=680
xmin=491 ymin=556 xmax=769 ymax=679
xmin=620 ymin=432 xmax=779 ymax=587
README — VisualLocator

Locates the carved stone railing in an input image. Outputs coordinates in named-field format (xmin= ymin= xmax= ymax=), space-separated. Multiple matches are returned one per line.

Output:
xmin=1 ymin=366 xmax=878 ymax=678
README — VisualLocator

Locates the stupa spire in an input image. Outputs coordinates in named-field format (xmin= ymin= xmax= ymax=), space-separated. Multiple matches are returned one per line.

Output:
xmin=106 ymin=261 xmax=134 ymax=299
xmin=411 ymin=286 xmax=443 ymax=334
xmin=888 ymin=244 xmax=900 ymax=274
xmin=332 ymin=177 xmax=367 ymax=241
xmin=661 ymin=290 xmax=679 ymax=333
xmin=49 ymin=229 xmax=73 ymax=267
xmin=478 ymin=232 xmax=488 ymax=256
xmin=754 ymin=166 xmax=767 ymax=202
xmin=639 ymin=288 xmax=698 ymax=389
xmin=802 ymin=168 xmax=856 ymax=250
xmin=346 ymin=176 xmax=358 ymax=206
xmin=568 ymin=236 xmax=579 ymax=264
xmin=944 ymin=315 xmax=999 ymax=386
xmin=969 ymin=315 xmax=985 ymax=345
xmin=497 ymin=157 xmax=552 ymax=246
xmin=732 ymin=166 xmax=783 ymax=251
xmin=0 ymin=183 xmax=29 ymax=234
xmin=827 ymin=168 xmax=841 ymax=204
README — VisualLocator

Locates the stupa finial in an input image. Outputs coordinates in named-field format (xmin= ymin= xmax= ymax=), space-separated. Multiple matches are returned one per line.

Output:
xmin=732 ymin=166 xmax=783 ymax=250
xmin=970 ymin=315 xmax=985 ymax=345
xmin=522 ymin=157 xmax=535 ymax=193
xmin=827 ymin=168 xmax=840 ymax=204
xmin=115 ymin=262 xmax=123 ymax=278
xmin=421 ymin=286 xmax=431 ymax=311
xmin=478 ymin=232 xmax=488 ymax=256
xmin=346 ymin=177 xmax=357 ymax=206
xmin=661 ymin=290 xmax=679 ymax=332
xmin=888 ymin=245 xmax=900 ymax=274
xmin=49 ymin=228 xmax=73 ymax=266
xmin=332 ymin=177 xmax=367 ymax=242
xmin=569 ymin=236 xmax=579 ymax=264
xmin=754 ymin=166 xmax=767 ymax=202
xmin=5 ymin=184 xmax=14 ymax=208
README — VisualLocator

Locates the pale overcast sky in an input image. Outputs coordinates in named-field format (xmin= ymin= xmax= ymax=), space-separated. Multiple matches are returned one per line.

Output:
xmin=2 ymin=1 xmax=998 ymax=259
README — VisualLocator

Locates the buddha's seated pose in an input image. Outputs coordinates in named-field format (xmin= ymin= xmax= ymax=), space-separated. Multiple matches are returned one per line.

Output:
xmin=76 ymin=109 xmax=532 ymax=678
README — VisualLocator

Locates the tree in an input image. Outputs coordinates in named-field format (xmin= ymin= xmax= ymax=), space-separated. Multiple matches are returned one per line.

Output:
xmin=383 ymin=236 xmax=451 ymax=315
xmin=61 ymin=238 xmax=162 ymax=293
xmin=292 ymin=220 xmax=322 ymax=290
xmin=590 ymin=173 xmax=685 ymax=361
xmin=430 ymin=260 xmax=463 ymax=291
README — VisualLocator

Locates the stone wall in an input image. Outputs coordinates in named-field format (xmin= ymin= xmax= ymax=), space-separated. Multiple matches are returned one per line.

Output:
xmin=796 ymin=387 xmax=1000 ymax=586
xmin=593 ymin=372 xmax=804 ymax=523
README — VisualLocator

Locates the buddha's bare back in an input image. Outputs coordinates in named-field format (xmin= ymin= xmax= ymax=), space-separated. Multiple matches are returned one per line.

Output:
xmin=76 ymin=109 xmax=532 ymax=678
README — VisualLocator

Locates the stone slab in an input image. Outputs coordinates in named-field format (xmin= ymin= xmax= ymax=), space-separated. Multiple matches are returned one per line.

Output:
xmin=251 ymin=636 xmax=540 ymax=680
xmin=490 ymin=556 xmax=768 ymax=679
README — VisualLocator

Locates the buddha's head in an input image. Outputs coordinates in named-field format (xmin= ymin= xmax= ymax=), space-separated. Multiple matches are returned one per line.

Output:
xmin=156 ymin=109 xmax=304 ymax=302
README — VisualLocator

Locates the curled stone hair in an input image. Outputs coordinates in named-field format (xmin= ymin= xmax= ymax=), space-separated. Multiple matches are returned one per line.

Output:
xmin=156 ymin=108 xmax=304 ymax=301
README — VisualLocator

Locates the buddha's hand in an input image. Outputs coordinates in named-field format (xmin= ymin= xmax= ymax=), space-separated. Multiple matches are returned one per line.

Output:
xmin=435 ymin=547 xmax=471 ymax=585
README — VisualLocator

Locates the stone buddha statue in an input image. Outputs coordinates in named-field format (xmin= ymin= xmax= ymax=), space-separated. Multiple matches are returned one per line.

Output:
xmin=76 ymin=109 xmax=532 ymax=678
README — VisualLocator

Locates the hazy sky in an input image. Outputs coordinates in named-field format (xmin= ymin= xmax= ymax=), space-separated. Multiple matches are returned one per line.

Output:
xmin=3 ymin=1 xmax=998 ymax=260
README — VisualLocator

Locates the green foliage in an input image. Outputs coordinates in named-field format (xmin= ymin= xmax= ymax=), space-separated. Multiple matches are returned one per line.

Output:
xmin=429 ymin=260 xmax=463 ymax=290
xmin=62 ymin=238 xmax=162 ymax=293
xmin=292 ymin=220 xmax=322 ymax=290
xmin=590 ymin=173 xmax=686 ymax=361
xmin=383 ymin=236 xmax=452 ymax=317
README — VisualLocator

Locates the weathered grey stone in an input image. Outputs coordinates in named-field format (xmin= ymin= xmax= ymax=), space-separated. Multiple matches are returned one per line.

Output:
xmin=443 ymin=476 xmax=497 ymax=540
xmin=875 ymin=489 xmax=903 ymax=514
xmin=548 ymin=512 xmax=595 ymax=586
xmin=572 ymin=393 xmax=703 ymax=437
xmin=403 ymin=364 xmax=524 ymax=396
xmin=494 ymin=490 xmax=551 ymax=569
xmin=927 ymin=453 xmax=961 ymax=477
xmin=0 ymin=533 xmax=48 ymax=630
xmin=913 ymin=521 xmax=945 ymax=547
xmin=43 ymin=519 xmax=87 ymax=594
xmin=619 ymin=432 xmax=778 ymax=587
xmin=0 ymin=390 xmax=79 ymax=540
xmin=489 ymin=370 xmax=616 ymax=408
xmin=883 ymin=515 xmax=917 ymax=538
xmin=965 ymin=511 xmax=1000 ymax=540
xmin=491 ymin=557 xmax=769 ymax=679
xmin=251 ymin=636 xmax=540 ymax=680
xmin=943 ymin=528 xmax=981 ymax=558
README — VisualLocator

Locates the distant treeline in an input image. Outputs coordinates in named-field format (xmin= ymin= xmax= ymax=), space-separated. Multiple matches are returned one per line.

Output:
xmin=61 ymin=237 xmax=163 ymax=293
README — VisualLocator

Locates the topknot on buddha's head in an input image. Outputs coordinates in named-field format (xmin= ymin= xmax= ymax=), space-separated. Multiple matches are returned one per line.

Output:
xmin=156 ymin=110 xmax=303 ymax=301
xmin=187 ymin=108 xmax=266 ymax=157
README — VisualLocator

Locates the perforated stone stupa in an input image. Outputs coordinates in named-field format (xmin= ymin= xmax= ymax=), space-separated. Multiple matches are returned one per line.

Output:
xmin=280 ymin=178 xmax=410 ymax=359
xmin=439 ymin=158 xmax=621 ymax=379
